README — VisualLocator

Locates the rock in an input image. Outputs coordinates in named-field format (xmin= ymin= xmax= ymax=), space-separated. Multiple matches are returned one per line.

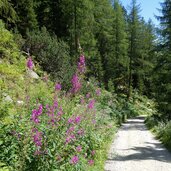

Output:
xmin=16 ymin=100 xmax=24 ymax=106
xmin=27 ymin=69 xmax=39 ymax=79
xmin=2 ymin=92 xmax=8 ymax=97
xmin=4 ymin=95 xmax=13 ymax=103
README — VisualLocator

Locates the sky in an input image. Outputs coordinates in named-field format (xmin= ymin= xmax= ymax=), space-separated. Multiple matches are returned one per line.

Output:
xmin=120 ymin=0 xmax=164 ymax=26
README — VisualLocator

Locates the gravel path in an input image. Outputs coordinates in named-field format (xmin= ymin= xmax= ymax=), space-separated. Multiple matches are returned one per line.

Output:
xmin=105 ymin=116 xmax=171 ymax=171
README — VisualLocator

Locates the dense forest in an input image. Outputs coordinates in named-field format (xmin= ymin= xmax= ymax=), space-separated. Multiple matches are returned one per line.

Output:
xmin=0 ymin=0 xmax=171 ymax=170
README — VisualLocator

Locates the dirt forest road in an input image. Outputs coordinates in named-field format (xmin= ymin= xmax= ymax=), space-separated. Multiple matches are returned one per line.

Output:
xmin=105 ymin=116 xmax=171 ymax=171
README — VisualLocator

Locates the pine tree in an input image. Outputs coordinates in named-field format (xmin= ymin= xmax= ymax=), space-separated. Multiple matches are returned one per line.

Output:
xmin=137 ymin=19 xmax=156 ymax=95
xmin=0 ymin=0 xmax=17 ymax=27
xmin=157 ymin=0 xmax=171 ymax=51
xmin=93 ymin=0 xmax=115 ymax=88
xmin=127 ymin=0 xmax=141 ymax=97
xmin=154 ymin=0 xmax=171 ymax=119
xmin=109 ymin=0 xmax=128 ymax=92
xmin=12 ymin=0 xmax=37 ymax=35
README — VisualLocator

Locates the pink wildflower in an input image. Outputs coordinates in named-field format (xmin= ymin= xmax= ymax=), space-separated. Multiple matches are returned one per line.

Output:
xmin=91 ymin=150 xmax=96 ymax=156
xmin=86 ymin=93 xmax=91 ymax=98
xmin=66 ymin=126 xmax=75 ymax=134
xmin=58 ymin=107 xmax=63 ymax=116
xmin=88 ymin=99 xmax=95 ymax=109
xmin=78 ymin=54 xmax=86 ymax=73
xmin=75 ymin=116 xmax=81 ymax=124
xmin=34 ymin=150 xmax=41 ymax=156
xmin=65 ymin=134 xmax=76 ymax=144
xmin=68 ymin=117 xmax=74 ymax=124
xmin=92 ymin=119 xmax=96 ymax=124
xmin=33 ymin=130 xmax=43 ymax=147
xmin=76 ymin=146 xmax=82 ymax=152
xmin=70 ymin=156 xmax=79 ymax=165
xmin=65 ymin=136 xmax=72 ymax=144
xmin=55 ymin=83 xmax=62 ymax=91
xmin=31 ymin=104 xmax=43 ymax=124
xmin=80 ymin=97 xmax=85 ymax=104
xmin=27 ymin=57 xmax=34 ymax=70
xmin=96 ymin=89 xmax=101 ymax=96
xmin=53 ymin=101 xmax=58 ymax=109
xmin=88 ymin=160 xmax=94 ymax=166
xmin=71 ymin=74 xmax=81 ymax=93
xmin=77 ymin=129 xmax=84 ymax=136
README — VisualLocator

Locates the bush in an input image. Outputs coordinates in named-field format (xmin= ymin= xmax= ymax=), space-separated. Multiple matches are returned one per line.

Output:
xmin=25 ymin=27 xmax=75 ymax=89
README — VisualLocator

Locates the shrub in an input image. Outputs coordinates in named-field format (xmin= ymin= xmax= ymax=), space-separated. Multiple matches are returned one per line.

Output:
xmin=25 ymin=27 xmax=75 ymax=89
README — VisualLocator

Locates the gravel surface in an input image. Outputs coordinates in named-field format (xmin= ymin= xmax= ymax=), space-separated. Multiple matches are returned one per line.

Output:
xmin=105 ymin=116 xmax=171 ymax=171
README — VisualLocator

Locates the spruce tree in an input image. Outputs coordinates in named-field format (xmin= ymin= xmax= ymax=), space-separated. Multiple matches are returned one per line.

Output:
xmin=154 ymin=0 xmax=171 ymax=119
xmin=0 ymin=0 xmax=17 ymax=28
xmin=93 ymin=0 xmax=114 ymax=88
xmin=127 ymin=0 xmax=141 ymax=97
xmin=109 ymin=0 xmax=128 ymax=92
xmin=12 ymin=0 xmax=37 ymax=35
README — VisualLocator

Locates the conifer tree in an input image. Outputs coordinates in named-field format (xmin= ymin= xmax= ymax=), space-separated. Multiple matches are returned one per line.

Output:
xmin=12 ymin=0 xmax=37 ymax=35
xmin=0 ymin=0 xmax=17 ymax=27
xmin=127 ymin=0 xmax=141 ymax=97
xmin=154 ymin=0 xmax=171 ymax=119
xmin=109 ymin=0 xmax=128 ymax=92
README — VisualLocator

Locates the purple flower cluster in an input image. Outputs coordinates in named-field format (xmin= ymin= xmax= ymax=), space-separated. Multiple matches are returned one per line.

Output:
xmin=77 ymin=129 xmax=84 ymax=136
xmin=68 ymin=116 xmax=81 ymax=125
xmin=65 ymin=134 xmax=76 ymax=144
xmin=80 ymin=97 xmax=85 ymax=104
xmin=96 ymin=89 xmax=101 ymax=96
xmin=88 ymin=159 xmax=94 ymax=166
xmin=76 ymin=145 xmax=82 ymax=152
xmin=78 ymin=55 xmax=86 ymax=73
xmin=33 ymin=130 xmax=43 ymax=147
xmin=31 ymin=104 xmax=43 ymax=124
xmin=55 ymin=83 xmax=62 ymax=91
xmin=27 ymin=57 xmax=34 ymax=70
xmin=88 ymin=99 xmax=95 ymax=109
xmin=86 ymin=93 xmax=91 ymax=99
xmin=70 ymin=156 xmax=79 ymax=165
xmin=75 ymin=116 xmax=81 ymax=124
xmin=71 ymin=74 xmax=81 ymax=93
xmin=91 ymin=150 xmax=96 ymax=156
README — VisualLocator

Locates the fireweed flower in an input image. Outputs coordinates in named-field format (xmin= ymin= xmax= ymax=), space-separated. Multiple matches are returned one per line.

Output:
xmin=31 ymin=104 xmax=43 ymax=124
xmin=80 ymin=97 xmax=85 ymax=104
xmin=27 ymin=57 xmax=34 ymax=70
xmin=88 ymin=99 xmax=95 ymax=109
xmin=88 ymin=160 xmax=94 ymax=166
xmin=96 ymin=89 xmax=101 ymax=96
xmin=74 ymin=116 xmax=81 ymax=124
xmin=71 ymin=74 xmax=81 ymax=93
xmin=78 ymin=54 xmax=86 ymax=73
xmin=86 ymin=93 xmax=91 ymax=99
xmin=53 ymin=101 xmax=58 ymax=109
xmin=58 ymin=107 xmax=63 ymax=116
xmin=91 ymin=150 xmax=96 ymax=156
xmin=33 ymin=130 xmax=43 ymax=147
xmin=77 ymin=129 xmax=84 ymax=136
xmin=66 ymin=126 xmax=75 ymax=134
xmin=76 ymin=146 xmax=82 ymax=152
xmin=68 ymin=117 xmax=74 ymax=124
xmin=70 ymin=156 xmax=79 ymax=165
xmin=65 ymin=134 xmax=76 ymax=144
xmin=55 ymin=83 xmax=62 ymax=91
xmin=92 ymin=119 xmax=96 ymax=124
xmin=34 ymin=150 xmax=41 ymax=156
xmin=65 ymin=136 xmax=72 ymax=144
